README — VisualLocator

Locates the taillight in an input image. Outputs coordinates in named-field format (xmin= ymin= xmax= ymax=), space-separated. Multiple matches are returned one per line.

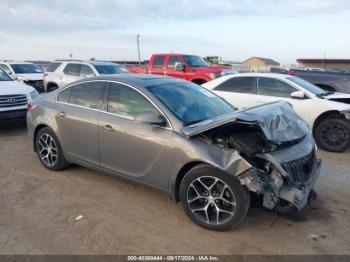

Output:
xmin=288 ymin=71 xmax=295 ymax=76
xmin=27 ymin=103 xmax=33 ymax=110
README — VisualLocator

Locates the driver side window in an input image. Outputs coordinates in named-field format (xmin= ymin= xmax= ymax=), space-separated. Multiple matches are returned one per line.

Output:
xmin=257 ymin=77 xmax=296 ymax=97
xmin=108 ymin=83 xmax=160 ymax=119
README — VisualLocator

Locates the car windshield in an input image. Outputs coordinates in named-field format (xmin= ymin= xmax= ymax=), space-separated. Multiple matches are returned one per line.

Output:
xmin=146 ymin=82 xmax=234 ymax=126
xmin=183 ymin=55 xmax=209 ymax=67
xmin=287 ymin=76 xmax=328 ymax=96
xmin=11 ymin=64 xmax=43 ymax=74
xmin=93 ymin=64 xmax=128 ymax=74
xmin=0 ymin=69 xmax=12 ymax=81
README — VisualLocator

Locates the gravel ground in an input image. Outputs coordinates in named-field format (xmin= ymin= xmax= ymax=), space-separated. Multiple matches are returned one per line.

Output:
xmin=0 ymin=123 xmax=349 ymax=255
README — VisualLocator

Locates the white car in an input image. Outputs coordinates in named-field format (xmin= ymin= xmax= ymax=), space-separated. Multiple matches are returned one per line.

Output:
xmin=203 ymin=73 xmax=350 ymax=152
xmin=0 ymin=61 xmax=44 ymax=92
xmin=0 ymin=68 xmax=38 ymax=123
xmin=43 ymin=60 xmax=128 ymax=92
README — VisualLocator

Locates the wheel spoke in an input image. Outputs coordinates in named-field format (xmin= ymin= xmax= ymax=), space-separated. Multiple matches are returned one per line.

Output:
xmin=190 ymin=184 xmax=201 ymax=197
xmin=219 ymin=197 xmax=236 ymax=207
xmin=196 ymin=178 xmax=210 ymax=190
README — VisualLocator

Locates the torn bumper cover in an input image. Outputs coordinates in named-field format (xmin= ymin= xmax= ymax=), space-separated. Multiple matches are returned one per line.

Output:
xmin=237 ymin=133 xmax=321 ymax=211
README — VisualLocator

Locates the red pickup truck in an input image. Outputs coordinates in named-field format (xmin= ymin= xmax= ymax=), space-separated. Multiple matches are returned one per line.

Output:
xmin=127 ymin=54 xmax=236 ymax=84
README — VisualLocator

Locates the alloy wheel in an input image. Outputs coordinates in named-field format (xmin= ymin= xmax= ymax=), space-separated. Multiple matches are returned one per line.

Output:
xmin=187 ymin=176 xmax=236 ymax=225
xmin=38 ymin=133 xmax=58 ymax=167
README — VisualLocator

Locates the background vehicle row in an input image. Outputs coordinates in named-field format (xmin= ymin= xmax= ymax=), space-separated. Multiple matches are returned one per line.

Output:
xmin=203 ymin=73 xmax=350 ymax=152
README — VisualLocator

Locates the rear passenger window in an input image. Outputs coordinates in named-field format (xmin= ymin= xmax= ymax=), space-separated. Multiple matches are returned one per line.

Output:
xmin=258 ymin=78 xmax=296 ymax=97
xmin=63 ymin=64 xmax=80 ymax=76
xmin=45 ymin=63 xmax=62 ymax=72
xmin=152 ymin=56 xmax=165 ymax=68
xmin=215 ymin=77 xmax=256 ymax=94
xmin=68 ymin=82 xmax=107 ymax=109
xmin=57 ymin=88 xmax=71 ymax=103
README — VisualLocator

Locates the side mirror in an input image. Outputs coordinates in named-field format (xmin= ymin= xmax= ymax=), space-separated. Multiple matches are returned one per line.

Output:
xmin=134 ymin=111 xmax=166 ymax=126
xmin=291 ymin=91 xmax=306 ymax=99
xmin=175 ymin=62 xmax=185 ymax=72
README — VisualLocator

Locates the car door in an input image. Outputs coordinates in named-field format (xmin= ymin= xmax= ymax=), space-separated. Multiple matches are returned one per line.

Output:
xmin=149 ymin=55 xmax=166 ymax=75
xmin=212 ymin=77 xmax=258 ymax=109
xmin=99 ymin=82 xmax=173 ymax=190
xmin=55 ymin=81 xmax=107 ymax=166
xmin=60 ymin=63 xmax=81 ymax=87
xmin=256 ymin=77 xmax=314 ymax=122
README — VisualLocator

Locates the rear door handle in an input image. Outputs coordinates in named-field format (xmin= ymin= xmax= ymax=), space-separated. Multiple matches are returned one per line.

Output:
xmin=57 ymin=112 xmax=67 ymax=118
xmin=103 ymin=124 xmax=115 ymax=132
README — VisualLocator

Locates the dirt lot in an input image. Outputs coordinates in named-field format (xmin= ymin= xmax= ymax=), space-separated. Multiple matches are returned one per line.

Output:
xmin=0 ymin=123 xmax=349 ymax=255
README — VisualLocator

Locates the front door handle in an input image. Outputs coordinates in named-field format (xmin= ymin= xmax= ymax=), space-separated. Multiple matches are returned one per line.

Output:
xmin=57 ymin=112 xmax=67 ymax=118
xmin=103 ymin=124 xmax=115 ymax=132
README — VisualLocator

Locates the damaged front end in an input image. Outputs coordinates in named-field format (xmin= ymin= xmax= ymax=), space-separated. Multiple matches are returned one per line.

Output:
xmin=183 ymin=101 xmax=322 ymax=211
xmin=238 ymin=133 xmax=321 ymax=211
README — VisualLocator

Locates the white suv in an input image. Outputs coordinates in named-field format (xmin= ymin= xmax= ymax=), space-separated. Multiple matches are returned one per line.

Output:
xmin=203 ymin=73 xmax=350 ymax=152
xmin=43 ymin=60 xmax=128 ymax=92
xmin=0 ymin=61 xmax=44 ymax=92
xmin=0 ymin=68 xmax=38 ymax=123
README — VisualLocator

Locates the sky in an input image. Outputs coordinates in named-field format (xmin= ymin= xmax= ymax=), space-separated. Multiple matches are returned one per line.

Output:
xmin=0 ymin=0 xmax=350 ymax=64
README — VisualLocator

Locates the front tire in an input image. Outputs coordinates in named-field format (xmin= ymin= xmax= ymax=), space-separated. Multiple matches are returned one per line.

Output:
xmin=180 ymin=165 xmax=250 ymax=231
xmin=314 ymin=118 xmax=350 ymax=152
xmin=35 ymin=127 xmax=69 ymax=171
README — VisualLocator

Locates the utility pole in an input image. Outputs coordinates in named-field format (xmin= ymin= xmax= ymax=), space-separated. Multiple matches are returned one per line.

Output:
xmin=137 ymin=34 xmax=141 ymax=65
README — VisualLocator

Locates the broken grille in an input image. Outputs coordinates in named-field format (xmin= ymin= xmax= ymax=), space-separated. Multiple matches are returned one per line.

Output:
xmin=0 ymin=94 xmax=28 ymax=108
xmin=282 ymin=149 xmax=316 ymax=183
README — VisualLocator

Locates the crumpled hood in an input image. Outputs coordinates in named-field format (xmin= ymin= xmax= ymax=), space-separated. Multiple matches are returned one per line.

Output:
xmin=181 ymin=101 xmax=310 ymax=143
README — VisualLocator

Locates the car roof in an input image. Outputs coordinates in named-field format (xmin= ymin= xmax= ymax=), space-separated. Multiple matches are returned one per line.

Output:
xmin=55 ymin=60 xmax=121 ymax=66
xmin=70 ymin=74 xmax=184 ymax=88
xmin=2 ymin=61 xmax=35 ymax=65
xmin=229 ymin=73 xmax=290 ymax=79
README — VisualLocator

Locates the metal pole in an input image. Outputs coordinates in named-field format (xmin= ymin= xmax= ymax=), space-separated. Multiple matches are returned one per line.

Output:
xmin=137 ymin=34 xmax=141 ymax=65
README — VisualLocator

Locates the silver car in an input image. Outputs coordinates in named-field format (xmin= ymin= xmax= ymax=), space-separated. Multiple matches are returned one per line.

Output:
xmin=27 ymin=74 xmax=321 ymax=231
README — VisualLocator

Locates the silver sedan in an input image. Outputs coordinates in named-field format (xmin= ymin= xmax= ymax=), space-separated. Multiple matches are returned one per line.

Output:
xmin=27 ymin=74 xmax=321 ymax=231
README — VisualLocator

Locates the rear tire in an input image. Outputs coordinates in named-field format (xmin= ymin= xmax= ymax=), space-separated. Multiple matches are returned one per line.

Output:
xmin=179 ymin=164 xmax=250 ymax=231
xmin=35 ymin=127 xmax=69 ymax=171
xmin=314 ymin=118 xmax=350 ymax=152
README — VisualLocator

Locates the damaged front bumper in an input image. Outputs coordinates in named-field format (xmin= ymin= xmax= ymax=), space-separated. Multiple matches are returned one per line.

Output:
xmin=237 ymin=133 xmax=322 ymax=211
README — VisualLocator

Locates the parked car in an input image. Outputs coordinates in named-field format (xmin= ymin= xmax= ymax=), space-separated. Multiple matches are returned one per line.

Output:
xmin=203 ymin=73 xmax=350 ymax=152
xmin=27 ymin=74 xmax=320 ymax=231
xmin=0 ymin=61 xmax=44 ymax=93
xmin=43 ymin=60 xmax=128 ymax=92
xmin=127 ymin=54 xmax=235 ymax=85
xmin=287 ymin=68 xmax=350 ymax=94
xmin=0 ymin=68 xmax=38 ymax=123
